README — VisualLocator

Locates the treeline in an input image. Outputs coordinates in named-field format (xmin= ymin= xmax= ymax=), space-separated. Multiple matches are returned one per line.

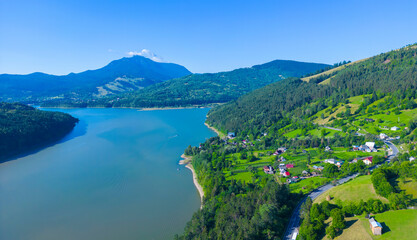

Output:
xmin=0 ymin=102 xmax=78 ymax=161
xmin=177 ymin=137 xmax=301 ymax=239
xmin=371 ymin=160 xmax=416 ymax=209
xmin=302 ymin=60 xmax=351 ymax=78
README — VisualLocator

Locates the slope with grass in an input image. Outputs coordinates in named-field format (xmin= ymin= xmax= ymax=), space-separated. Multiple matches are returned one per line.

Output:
xmin=314 ymin=175 xmax=388 ymax=204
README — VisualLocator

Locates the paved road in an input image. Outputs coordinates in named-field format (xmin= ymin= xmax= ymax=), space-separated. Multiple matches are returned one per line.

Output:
xmin=283 ymin=140 xmax=399 ymax=240
xmin=283 ymin=174 xmax=358 ymax=239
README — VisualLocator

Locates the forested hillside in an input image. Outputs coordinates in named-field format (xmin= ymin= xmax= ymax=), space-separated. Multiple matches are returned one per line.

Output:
xmin=0 ymin=103 xmax=78 ymax=161
xmin=46 ymin=60 xmax=329 ymax=108
xmin=207 ymin=44 xmax=417 ymax=134
xmin=179 ymin=43 xmax=417 ymax=240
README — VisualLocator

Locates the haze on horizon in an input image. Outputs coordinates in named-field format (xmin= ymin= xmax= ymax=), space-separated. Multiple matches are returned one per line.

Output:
xmin=1 ymin=0 xmax=417 ymax=75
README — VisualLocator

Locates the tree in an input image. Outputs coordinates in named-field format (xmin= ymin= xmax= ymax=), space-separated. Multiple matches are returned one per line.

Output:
xmin=323 ymin=164 xmax=339 ymax=178
xmin=321 ymin=129 xmax=327 ymax=138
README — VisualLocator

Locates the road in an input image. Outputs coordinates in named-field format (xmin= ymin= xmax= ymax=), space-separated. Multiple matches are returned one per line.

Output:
xmin=283 ymin=140 xmax=399 ymax=240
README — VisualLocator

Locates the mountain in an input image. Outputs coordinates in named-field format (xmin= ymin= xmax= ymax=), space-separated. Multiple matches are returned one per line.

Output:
xmin=82 ymin=60 xmax=330 ymax=108
xmin=0 ymin=55 xmax=191 ymax=102
xmin=207 ymin=43 xmax=417 ymax=134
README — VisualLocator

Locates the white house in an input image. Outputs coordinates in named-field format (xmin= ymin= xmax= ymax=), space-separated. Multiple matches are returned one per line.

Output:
xmin=366 ymin=142 xmax=375 ymax=150
xmin=379 ymin=133 xmax=388 ymax=140
xmin=324 ymin=158 xmax=335 ymax=164
xmin=410 ymin=157 xmax=415 ymax=162
xmin=391 ymin=126 xmax=400 ymax=131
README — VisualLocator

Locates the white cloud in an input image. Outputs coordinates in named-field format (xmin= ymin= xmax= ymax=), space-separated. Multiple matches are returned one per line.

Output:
xmin=127 ymin=49 xmax=164 ymax=62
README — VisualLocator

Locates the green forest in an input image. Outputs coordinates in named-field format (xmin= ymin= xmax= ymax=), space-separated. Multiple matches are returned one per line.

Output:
xmin=0 ymin=102 xmax=78 ymax=161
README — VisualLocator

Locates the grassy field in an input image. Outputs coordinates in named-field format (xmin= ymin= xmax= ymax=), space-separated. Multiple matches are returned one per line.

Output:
xmin=359 ymin=210 xmax=417 ymax=240
xmin=327 ymin=210 xmax=417 ymax=240
xmin=289 ymin=177 xmax=330 ymax=194
xmin=398 ymin=178 xmax=417 ymax=199
xmin=314 ymin=175 xmax=388 ymax=204
xmin=321 ymin=216 xmax=372 ymax=240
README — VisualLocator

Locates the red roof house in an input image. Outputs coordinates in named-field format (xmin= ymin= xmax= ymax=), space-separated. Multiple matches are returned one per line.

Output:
xmin=284 ymin=171 xmax=291 ymax=177
xmin=286 ymin=164 xmax=294 ymax=168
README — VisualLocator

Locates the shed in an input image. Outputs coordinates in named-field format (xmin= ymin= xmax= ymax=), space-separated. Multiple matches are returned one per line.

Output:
xmin=369 ymin=218 xmax=382 ymax=235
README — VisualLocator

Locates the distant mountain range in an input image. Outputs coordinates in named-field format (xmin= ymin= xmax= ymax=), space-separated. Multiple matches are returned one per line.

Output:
xmin=41 ymin=60 xmax=330 ymax=108
xmin=0 ymin=55 xmax=191 ymax=102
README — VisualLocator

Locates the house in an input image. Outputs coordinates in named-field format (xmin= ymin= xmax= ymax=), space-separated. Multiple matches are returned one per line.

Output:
xmin=227 ymin=132 xmax=235 ymax=138
xmin=366 ymin=142 xmax=376 ymax=150
xmin=302 ymin=149 xmax=307 ymax=154
xmin=313 ymin=165 xmax=324 ymax=171
xmin=365 ymin=118 xmax=375 ymax=122
xmin=286 ymin=164 xmax=294 ymax=168
xmin=263 ymin=166 xmax=275 ymax=174
xmin=391 ymin=126 xmax=400 ymax=131
xmin=325 ymin=146 xmax=332 ymax=152
xmin=363 ymin=156 xmax=373 ymax=165
xmin=352 ymin=145 xmax=359 ymax=151
xmin=277 ymin=147 xmax=287 ymax=154
xmin=324 ymin=158 xmax=335 ymax=164
xmin=302 ymin=170 xmax=309 ymax=175
xmin=351 ymin=158 xmax=358 ymax=163
xmin=379 ymin=133 xmax=388 ymax=140
xmin=369 ymin=218 xmax=383 ymax=235
xmin=283 ymin=171 xmax=291 ymax=177
xmin=410 ymin=156 xmax=415 ymax=162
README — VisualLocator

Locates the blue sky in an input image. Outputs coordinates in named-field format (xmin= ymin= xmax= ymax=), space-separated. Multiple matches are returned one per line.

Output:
xmin=1 ymin=0 xmax=416 ymax=75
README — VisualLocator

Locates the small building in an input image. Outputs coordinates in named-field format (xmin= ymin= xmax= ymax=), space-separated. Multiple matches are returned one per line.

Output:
xmin=391 ymin=126 xmax=400 ymax=131
xmin=286 ymin=164 xmax=294 ymax=169
xmin=325 ymin=146 xmax=332 ymax=152
xmin=366 ymin=142 xmax=376 ymax=150
xmin=302 ymin=170 xmax=309 ymax=175
xmin=324 ymin=158 xmax=335 ymax=164
xmin=263 ymin=166 xmax=275 ymax=174
xmin=363 ymin=156 xmax=373 ymax=165
xmin=380 ymin=133 xmax=388 ymax=140
xmin=410 ymin=157 xmax=415 ymax=162
xmin=284 ymin=171 xmax=291 ymax=177
xmin=369 ymin=218 xmax=383 ymax=235
xmin=365 ymin=118 xmax=375 ymax=122
xmin=313 ymin=165 xmax=324 ymax=171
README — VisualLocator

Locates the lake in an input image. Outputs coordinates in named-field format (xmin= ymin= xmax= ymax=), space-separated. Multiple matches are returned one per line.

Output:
xmin=0 ymin=108 xmax=216 ymax=240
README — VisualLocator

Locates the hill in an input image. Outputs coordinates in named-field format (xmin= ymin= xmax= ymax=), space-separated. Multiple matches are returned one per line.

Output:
xmin=50 ymin=60 xmax=329 ymax=108
xmin=207 ymin=43 xmax=417 ymax=134
xmin=0 ymin=55 xmax=191 ymax=102
xmin=0 ymin=103 xmax=78 ymax=162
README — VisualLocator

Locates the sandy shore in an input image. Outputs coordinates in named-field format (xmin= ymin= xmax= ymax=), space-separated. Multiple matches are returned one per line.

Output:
xmin=179 ymin=154 xmax=192 ymax=165
xmin=204 ymin=122 xmax=223 ymax=137
xmin=179 ymin=154 xmax=204 ymax=208
xmin=185 ymin=163 xmax=204 ymax=209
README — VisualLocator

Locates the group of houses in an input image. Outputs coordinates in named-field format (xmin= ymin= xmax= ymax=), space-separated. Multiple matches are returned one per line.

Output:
xmin=350 ymin=156 xmax=374 ymax=165
xmin=323 ymin=158 xmax=344 ymax=167
xmin=352 ymin=142 xmax=377 ymax=152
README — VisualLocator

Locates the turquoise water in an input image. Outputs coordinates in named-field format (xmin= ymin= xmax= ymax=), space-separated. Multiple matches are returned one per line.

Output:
xmin=0 ymin=108 xmax=215 ymax=240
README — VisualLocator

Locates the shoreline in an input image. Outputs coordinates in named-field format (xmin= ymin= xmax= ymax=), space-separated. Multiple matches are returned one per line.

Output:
xmin=179 ymin=154 xmax=204 ymax=208
xmin=204 ymin=122 xmax=224 ymax=138
xmin=185 ymin=163 xmax=204 ymax=209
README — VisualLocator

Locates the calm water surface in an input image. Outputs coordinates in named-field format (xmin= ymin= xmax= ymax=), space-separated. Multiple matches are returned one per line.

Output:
xmin=0 ymin=108 xmax=215 ymax=240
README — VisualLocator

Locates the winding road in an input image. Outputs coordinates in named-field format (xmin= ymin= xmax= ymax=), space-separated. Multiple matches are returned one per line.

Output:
xmin=283 ymin=140 xmax=399 ymax=240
